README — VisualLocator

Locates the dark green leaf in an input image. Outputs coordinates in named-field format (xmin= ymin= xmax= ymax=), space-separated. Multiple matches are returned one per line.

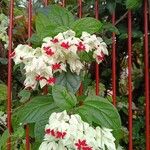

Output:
xmin=14 ymin=95 xmax=57 ymax=124
xmin=47 ymin=5 xmax=74 ymax=27
xmin=34 ymin=106 xmax=61 ymax=141
xmin=52 ymin=85 xmax=77 ymax=110
xmin=102 ymin=22 xmax=119 ymax=34
xmin=78 ymin=51 xmax=94 ymax=62
xmin=56 ymin=70 xmax=81 ymax=94
xmin=126 ymin=0 xmax=142 ymax=10
xmin=76 ymin=96 xmax=122 ymax=142
xmin=18 ymin=89 xmax=31 ymax=103
xmin=0 ymin=129 xmax=9 ymax=150
xmin=71 ymin=17 xmax=103 ymax=36
xmin=106 ymin=0 xmax=116 ymax=13
xmin=0 ymin=84 xmax=7 ymax=102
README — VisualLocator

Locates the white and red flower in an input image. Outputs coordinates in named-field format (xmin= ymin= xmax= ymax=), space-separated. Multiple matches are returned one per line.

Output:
xmin=12 ymin=30 xmax=108 ymax=89
xmin=39 ymin=111 xmax=116 ymax=150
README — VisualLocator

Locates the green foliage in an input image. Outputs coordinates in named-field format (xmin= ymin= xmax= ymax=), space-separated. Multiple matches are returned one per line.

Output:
xmin=76 ymin=96 xmax=122 ymax=143
xmin=56 ymin=70 xmax=81 ymax=94
xmin=78 ymin=51 xmax=94 ymax=62
xmin=0 ymin=129 xmax=9 ymax=150
xmin=0 ymin=84 xmax=7 ymax=102
xmin=70 ymin=17 xmax=103 ymax=36
xmin=52 ymin=85 xmax=77 ymax=110
xmin=18 ymin=89 xmax=31 ymax=103
xmin=0 ymin=84 xmax=7 ymax=111
xmin=13 ymin=96 xmax=56 ymax=124
xmin=126 ymin=0 xmax=142 ymax=10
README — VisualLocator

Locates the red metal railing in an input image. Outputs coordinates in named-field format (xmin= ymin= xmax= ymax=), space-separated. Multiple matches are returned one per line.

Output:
xmin=95 ymin=0 xmax=100 ymax=96
xmin=127 ymin=10 xmax=133 ymax=150
xmin=7 ymin=0 xmax=14 ymax=149
xmin=144 ymin=0 xmax=150 ymax=149
xmin=112 ymin=11 xmax=116 ymax=106
xmin=6 ymin=0 xmax=149 ymax=150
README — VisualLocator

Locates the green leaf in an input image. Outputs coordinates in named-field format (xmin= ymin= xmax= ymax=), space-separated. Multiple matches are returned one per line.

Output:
xmin=47 ymin=5 xmax=74 ymax=27
xmin=52 ymin=85 xmax=77 ymax=110
xmin=78 ymin=51 xmax=94 ymax=62
xmin=106 ymin=0 xmax=116 ymax=13
xmin=34 ymin=106 xmax=61 ymax=142
xmin=28 ymin=34 xmax=42 ymax=47
xmin=0 ymin=84 xmax=7 ymax=102
xmin=36 ymin=13 xmax=57 ymax=38
xmin=12 ymin=126 xmax=24 ymax=139
xmin=18 ymin=89 xmax=31 ymax=103
xmin=0 ymin=129 xmax=9 ymax=149
xmin=126 ymin=0 xmax=142 ymax=10
xmin=71 ymin=17 xmax=103 ymax=36
xmin=56 ymin=70 xmax=81 ymax=94
xmin=76 ymin=96 xmax=122 ymax=142
xmin=14 ymin=95 xmax=57 ymax=124
xmin=102 ymin=22 xmax=119 ymax=34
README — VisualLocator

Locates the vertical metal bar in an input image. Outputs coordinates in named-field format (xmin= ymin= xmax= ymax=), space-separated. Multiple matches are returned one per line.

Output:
xmin=127 ymin=10 xmax=133 ymax=150
xmin=43 ymin=0 xmax=48 ymax=94
xmin=62 ymin=0 xmax=65 ymax=7
xmin=7 ymin=0 xmax=14 ymax=149
xmin=78 ymin=0 xmax=83 ymax=95
xmin=44 ymin=0 xmax=48 ymax=6
xmin=112 ymin=12 xmax=116 ymax=106
xmin=144 ymin=0 xmax=150 ymax=149
xmin=78 ymin=0 xmax=82 ymax=19
xmin=25 ymin=1 xmax=32 ymax=149
xmin=95 ymin=0 xmax=99 ymax=95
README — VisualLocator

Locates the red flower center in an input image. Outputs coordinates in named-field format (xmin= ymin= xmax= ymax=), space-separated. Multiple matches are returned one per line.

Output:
xmin=75 ymin=139 xmax=92 ymax=150
xmin=76 ymin=42 xmax=86 ymax=51
xmin=52 ymin=63 xmax=61 ymax=70
xmin=47 ymin=77 xmax=56 ymax=85
xmin=61 ymin=42 xmax=70 ymax=49
xmin=51 ymin=38 xmax=59 ymax=43
xmin=45 ymin=128 xmax=66 ymax=139
xmin=97 ymin=52 xmax=105 ymax=61
xmin=43 ymin=46 xmax=54 ymax=56
xmin=35 ymin=75 xmax=45 ymax=81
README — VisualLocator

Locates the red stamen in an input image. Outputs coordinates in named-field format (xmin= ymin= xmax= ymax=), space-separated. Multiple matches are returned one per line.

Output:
xmin=45 ymin=129 xmax=51 ymax=134
xmin=61 ymin=42 xmax=70 ymax=49
xmin=51 ymin=129 xmax=55 ymax=137
xmin=35 ymin=75 xmax=45 ymax=81
xmin=43 ymin=46 xmax=54 ymax=56
xmin=52 ymin=63 xmax=61 ymax=70
xmin=47 ymin=77 xmax=56 ymax=85
xmin=51 ymin=38 xmax=59 ymax=43
xmin=76 ymin=42 xmax=86 ymax=51
xmin=97 ymin=52 xmax=105 ymax=61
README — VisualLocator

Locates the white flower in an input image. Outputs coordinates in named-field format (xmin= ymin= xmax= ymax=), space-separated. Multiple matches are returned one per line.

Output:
xmin=39 ymin=111 xmax=116 ymax=150
xmin=12 ymin=30 xmax=108 ymax=89
xmin=0 ymin=111 xmax=7 ymax=125
xmin=13 ymin=44 xmax=33 ymax=64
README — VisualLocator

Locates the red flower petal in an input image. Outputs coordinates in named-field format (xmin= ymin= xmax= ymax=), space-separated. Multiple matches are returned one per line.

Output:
xmin=45 ymin=128 xmax=51 ymax=134
xmin=61 ymin=42 xmax=70 ymax=49
xmin=76 ymin=42 xmax=86 ymax=51
xmin=47 ymin=77 xmax=56 ymax=85
xmin=51 ymin=38 xmax=59 ymax=43
xmin=52 ymin=63 xmax=61 ymax=70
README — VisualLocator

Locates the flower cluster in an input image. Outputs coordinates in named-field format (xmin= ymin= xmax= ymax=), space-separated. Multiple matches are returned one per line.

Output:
xmin=0 ymin=13 xmax=9 ymax=49
xmin=12 ymin=30 xmax=108 ymax=89
xmin=39 ymin=111 xmax=116 ymax=150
